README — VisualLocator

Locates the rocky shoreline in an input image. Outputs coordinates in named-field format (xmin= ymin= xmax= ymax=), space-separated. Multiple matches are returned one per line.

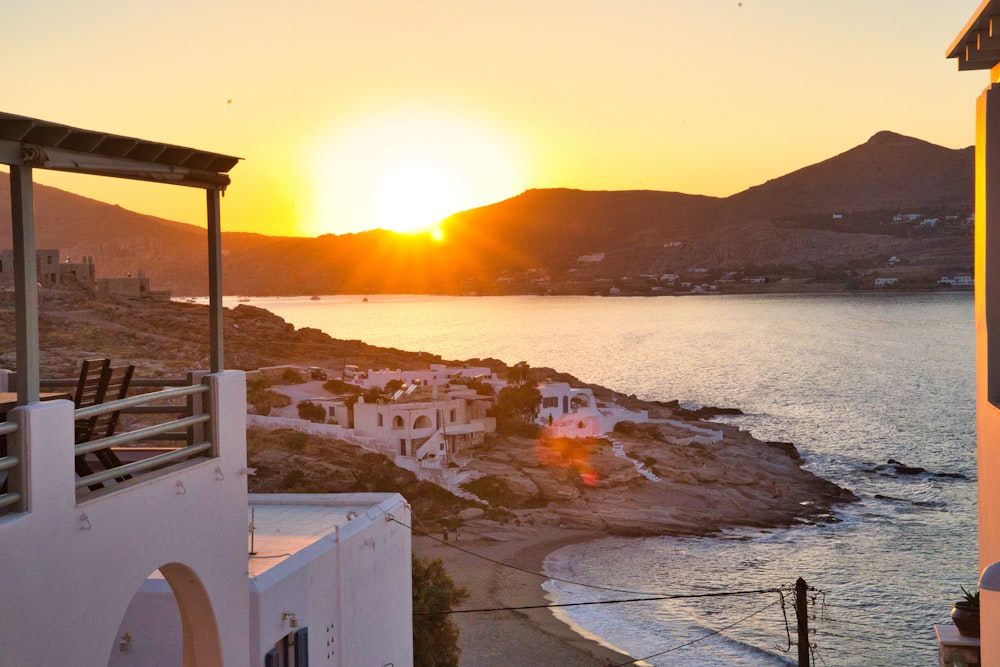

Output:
xmin=10 ymin=287 xmax=858 ymax=537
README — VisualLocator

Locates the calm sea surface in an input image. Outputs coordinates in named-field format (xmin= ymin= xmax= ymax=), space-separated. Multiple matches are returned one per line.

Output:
xmin=230 ymin=292 xmax=976 ymax=666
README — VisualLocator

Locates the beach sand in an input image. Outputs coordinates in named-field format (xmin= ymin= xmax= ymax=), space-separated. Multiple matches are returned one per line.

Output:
xmin=414 ymin=523 xmax=638 ymax=666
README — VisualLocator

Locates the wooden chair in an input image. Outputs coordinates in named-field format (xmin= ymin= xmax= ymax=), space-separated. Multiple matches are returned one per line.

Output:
xmin=73 ymin=358 xmax=110 ymax=446
xmin=74 ymin=360 xmax=134 ymax=486
xmin=89 ymin=364 xmax=134 ymax=473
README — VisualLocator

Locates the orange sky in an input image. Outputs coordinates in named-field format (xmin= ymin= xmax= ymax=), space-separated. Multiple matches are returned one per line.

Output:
xmin=4 ymin=1 xmax=992 ymax=237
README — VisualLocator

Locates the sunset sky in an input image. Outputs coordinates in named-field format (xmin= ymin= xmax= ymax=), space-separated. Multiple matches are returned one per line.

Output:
xmin=4 ymin=1 xmax=991 ymax=238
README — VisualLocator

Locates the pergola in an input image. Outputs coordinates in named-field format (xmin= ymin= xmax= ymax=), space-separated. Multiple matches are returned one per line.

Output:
xmin=949 ymin=0 xmax=1000 ymax=71
xmin=0 ymin=112 xmax=240 ymax=403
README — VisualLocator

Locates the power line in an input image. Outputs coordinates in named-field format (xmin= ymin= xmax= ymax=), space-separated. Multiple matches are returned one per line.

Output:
xmin=394 ymin=513 xmax=783 ymax=599
xmin=610 ymin=596 xmax=784 ymax=666
xmin=417 ymin=594 xmax=687 ymax=616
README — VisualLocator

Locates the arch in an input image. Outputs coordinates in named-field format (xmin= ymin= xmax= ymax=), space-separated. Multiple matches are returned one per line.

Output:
xmin=413 ymin=415 xmax=432 ymax=429
xmin=161 ymin=563 xmax=223 ymax=667
xmin=109 ymin=562 xmax=223 ymax=667
xmin=392 ymin=415 xmax=404 ymax=429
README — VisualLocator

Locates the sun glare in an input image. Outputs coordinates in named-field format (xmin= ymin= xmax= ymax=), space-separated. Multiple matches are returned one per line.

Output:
xmin=374 ymin=158 xmax=458 ymax=233
xmin=311 ymin=111 xmax=525 ymax=237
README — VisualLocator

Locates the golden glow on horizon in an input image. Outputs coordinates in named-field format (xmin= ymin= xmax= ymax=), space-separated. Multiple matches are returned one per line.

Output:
xmin=309 ymin=111 xmax=526 ymax=237
xmin=3 ymin=1 xmax=985 ymax=237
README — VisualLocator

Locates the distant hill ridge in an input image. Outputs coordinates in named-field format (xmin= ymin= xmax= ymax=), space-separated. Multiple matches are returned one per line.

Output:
xmin=0 ymin=130 xmax=973 ymax=295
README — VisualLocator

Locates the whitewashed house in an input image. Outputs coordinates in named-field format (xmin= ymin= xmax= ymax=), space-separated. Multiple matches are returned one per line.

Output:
xmin=353 ymin=387 xmax=495 ymax=461
xmin=536 ymin=382 xmax=648 ymax=438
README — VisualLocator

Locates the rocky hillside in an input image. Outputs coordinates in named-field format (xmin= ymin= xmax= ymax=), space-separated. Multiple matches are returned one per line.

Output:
xmin=0 ymin=130 xmax=974 ymax=295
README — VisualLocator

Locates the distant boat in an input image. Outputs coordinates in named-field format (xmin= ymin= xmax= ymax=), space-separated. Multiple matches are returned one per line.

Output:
xmin=237 ymin=296 xmax=251 ymax=303
xmin=310 ymin=295 xmax=321 ymax=301
xmin=362 ymin=296 xmax=368 ymax=302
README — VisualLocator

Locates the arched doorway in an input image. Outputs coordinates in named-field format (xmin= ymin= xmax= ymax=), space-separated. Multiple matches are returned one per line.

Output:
xmin=108 ymin=562 xmax=223 ymax=667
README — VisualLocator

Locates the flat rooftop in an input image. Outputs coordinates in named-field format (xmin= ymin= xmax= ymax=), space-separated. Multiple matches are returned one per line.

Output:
xmin=248 ymin=495 xmax=387 ymax=577
xmin=144 ymin=493 xmax=405 ymax=584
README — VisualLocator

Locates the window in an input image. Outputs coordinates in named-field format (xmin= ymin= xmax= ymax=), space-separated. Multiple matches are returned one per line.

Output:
xmin=392 ymin=415 xmax=404 ymax=429
xmin=542 ymin=396 xmax=559 ymax=408
xmin=266 ymin=627 xmax=308 ymax=666
xmin=449 ymin=409 xmax=457 ymax=422
xmin=377 ymin=413 xmax=384 ymax=427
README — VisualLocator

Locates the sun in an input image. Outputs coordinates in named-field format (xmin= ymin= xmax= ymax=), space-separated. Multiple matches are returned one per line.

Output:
xmin=374 ymin=157 xmax=459 ymax=233
xmin=310 ymin=110 xmax=526 ymax=237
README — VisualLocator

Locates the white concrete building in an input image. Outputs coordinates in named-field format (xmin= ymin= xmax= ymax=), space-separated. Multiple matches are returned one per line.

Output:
xmin=108 ymin=494 xmax=412 ymax=667
xmin=353 ymin=388 xmax=495 ymax=461
xmin=536 ymin=382 xmax=648 ymax=438
xmin=0 ymin=114 xmax=414 ymax=667
xmin=359 ymin=363 xmax=495 ymax=391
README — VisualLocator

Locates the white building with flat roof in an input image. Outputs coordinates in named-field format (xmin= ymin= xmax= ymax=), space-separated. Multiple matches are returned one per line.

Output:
xmin=108 ymin=494 xmax=412 ymax=667
xmin=537 ymin=382 xmax=648 ymax=438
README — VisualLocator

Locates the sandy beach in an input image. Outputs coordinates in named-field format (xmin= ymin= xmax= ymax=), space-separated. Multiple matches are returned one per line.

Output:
xmin=414 ymin=523 xmax=639 ymax=666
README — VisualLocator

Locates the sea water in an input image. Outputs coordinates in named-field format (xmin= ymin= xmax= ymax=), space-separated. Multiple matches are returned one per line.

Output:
xmin=230 ymin=292 xmax=976 ymax=665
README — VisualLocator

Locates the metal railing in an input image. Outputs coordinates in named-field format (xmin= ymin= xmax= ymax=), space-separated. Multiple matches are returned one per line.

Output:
xmin=0 ymin=374 xmax=217 ymax=508
xmin=0 ymin=421 xmax=21 ymax=512
xmin=74 ymin=382 xmax=213 ymax=495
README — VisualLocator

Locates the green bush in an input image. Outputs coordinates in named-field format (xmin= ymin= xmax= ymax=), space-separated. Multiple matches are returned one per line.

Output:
xmin=297 ymin=400 xmax=327 ymax=423
xmin=323 ymin=378 xmax=361 ymax=394
xmin=412 ymin=555 xmax=468 ymax=667
xmin=280 ymin=368 xmax=305 ymax=384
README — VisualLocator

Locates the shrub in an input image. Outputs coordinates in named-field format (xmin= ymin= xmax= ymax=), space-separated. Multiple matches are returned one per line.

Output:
xmin=285 ymin=432 xmax=309 ymax=452
xmin=280 ymin=368 xmax=305 ymax=384
xmin=323 ymin=378 xmax=361 ymax=394
xmin=247 ymin=387 xmax=290 ymax=416
xmin=412 ymin=555 xmax=468 ymax=667
xmin=297 ymin=400 xmax=327 ymax=423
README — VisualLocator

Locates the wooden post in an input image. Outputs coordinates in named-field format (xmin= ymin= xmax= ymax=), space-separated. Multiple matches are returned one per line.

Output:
xmin=795 ymin=577 xmax=810 ymax=667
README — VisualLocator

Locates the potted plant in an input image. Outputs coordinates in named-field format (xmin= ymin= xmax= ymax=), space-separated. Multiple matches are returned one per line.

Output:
xmin=951 ymin=586 xmax=980 ymax=638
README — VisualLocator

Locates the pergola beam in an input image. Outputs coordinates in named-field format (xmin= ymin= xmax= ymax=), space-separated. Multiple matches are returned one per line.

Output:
xmin=0 ymin=113 xmax=239 ymax=403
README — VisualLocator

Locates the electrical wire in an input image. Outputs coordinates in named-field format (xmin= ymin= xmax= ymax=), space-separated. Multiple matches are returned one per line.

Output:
xmin=609 ymin=596 xmax=784 ymax=666
xmin=395 ymin=513 xmax=784 ymax=599
xmin=417 ymin=594 xmax=688 ymax=615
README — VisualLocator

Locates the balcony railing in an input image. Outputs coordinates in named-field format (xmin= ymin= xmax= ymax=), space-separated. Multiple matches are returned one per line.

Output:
xmin=0 ymin=421 xmax=22 ymax=511
xmin=74 ymin=383 xmax=213 ymax=494
xmin=0 ymin=373 xmax=217 ymax=513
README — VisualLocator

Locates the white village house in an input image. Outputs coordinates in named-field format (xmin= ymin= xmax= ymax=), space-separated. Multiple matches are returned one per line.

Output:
xmin=0 ymin=113 xmax=412 ymax=666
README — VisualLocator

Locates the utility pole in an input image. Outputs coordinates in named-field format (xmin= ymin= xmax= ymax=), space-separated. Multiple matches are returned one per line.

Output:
xmin=795 ymin=577 xmax=810 ymax=667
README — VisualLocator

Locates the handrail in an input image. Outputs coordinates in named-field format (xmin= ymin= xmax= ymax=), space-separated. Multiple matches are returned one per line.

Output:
xmin=72 ymin=381 xmax=213 ymax=496
xmin=75 ymin=414 xmax=210 ymax=456
xmin=76 ymin=442 xmax=212 ymax=489
xmin=0 ymin=491 xmax=21 ymax=510
xmin=0 ymin=454 xmax=18 ymax=473
xmin=37 ymin=376 xmax=192 ymax=389
xmin=0 ymin=420 xmax=19 ymax=513
xmin=74 ymin=384 xmax=208 ymax=421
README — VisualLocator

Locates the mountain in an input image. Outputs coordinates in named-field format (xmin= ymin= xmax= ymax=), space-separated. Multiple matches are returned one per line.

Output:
xmin=0 ymin=131 xmax=974 ymax=295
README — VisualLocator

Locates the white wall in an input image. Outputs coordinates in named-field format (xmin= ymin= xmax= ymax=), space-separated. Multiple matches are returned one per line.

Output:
xmin=0 ymin=371 xmax=250 ymax=667
xmin=248 ymin=495 xmax=412 ymax=667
